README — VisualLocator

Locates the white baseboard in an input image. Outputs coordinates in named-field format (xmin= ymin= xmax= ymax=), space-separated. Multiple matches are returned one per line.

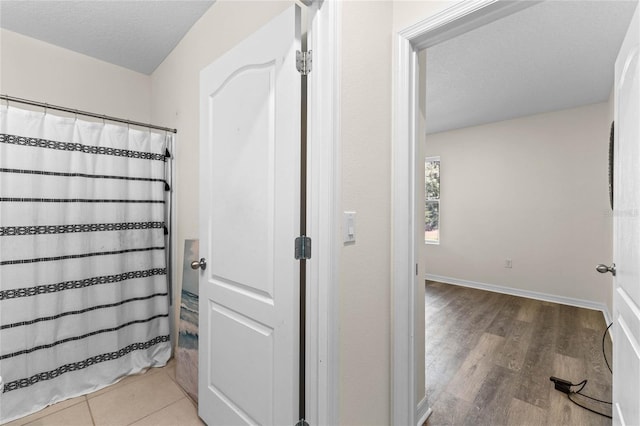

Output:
xmin=425 ymin=273 xmax=612 ymax=326
xmin=416 ymin=395 xmax=432 ymax=426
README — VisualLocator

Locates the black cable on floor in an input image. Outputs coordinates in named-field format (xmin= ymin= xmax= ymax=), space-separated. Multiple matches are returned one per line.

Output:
xmin=568 ymin=392 xmax=612 ymax=419
xmin=550 ymin=322 xmax=615 ymax=419
xmin=568 ymin=379 xmax=586 ymax=393
xmin=550 ymin=377 xmax=613 ymax=418
xmin=576 ymin=391 xmax=612 ymax=405
xmin=603 ymin=322 xmax=613 ymax=374
xmin=569 ymin=379 xmax=611 ymax=405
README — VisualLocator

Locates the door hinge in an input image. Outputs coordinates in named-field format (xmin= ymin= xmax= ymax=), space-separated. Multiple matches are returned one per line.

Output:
xmin=296 ymin=50 xmax=312 ymax=75
xmin=295 ymin=235 xmax=312 ymax=260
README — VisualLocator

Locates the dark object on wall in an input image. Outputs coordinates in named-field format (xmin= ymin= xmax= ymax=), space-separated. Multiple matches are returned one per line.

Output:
xmin=609 ymin=121 xmax=614 ymax=210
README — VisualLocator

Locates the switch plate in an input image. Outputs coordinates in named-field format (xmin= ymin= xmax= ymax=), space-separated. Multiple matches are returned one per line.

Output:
xmin=343 ymin=211 xmax=356 ymax=243
xmin=505 ymin=258 xmax=512 ymax=269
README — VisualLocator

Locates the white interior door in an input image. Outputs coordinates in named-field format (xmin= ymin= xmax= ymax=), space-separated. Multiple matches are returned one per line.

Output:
xmin=613 ymin=4 xmax=640 ymax=426
xmin=198 ymin=5 xmax=301 ymax=425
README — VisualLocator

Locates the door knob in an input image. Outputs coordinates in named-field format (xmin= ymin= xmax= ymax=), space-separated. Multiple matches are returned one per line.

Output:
xmin=596 ymin=263 xmax=616 ymax=276
xmin=191 ymin=258 xmax=207 ymax=271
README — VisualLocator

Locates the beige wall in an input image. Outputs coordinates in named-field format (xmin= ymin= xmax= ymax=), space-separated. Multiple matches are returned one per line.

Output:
xmin=392 ymin=1 xmax=455 ymax=31
xmin=0 ymin=29 xmax=151 ymax=122
xmin=339 ymin=2 xmax=393 ymax=424
xmin=424 ymin=102 xmax=614 ymax=315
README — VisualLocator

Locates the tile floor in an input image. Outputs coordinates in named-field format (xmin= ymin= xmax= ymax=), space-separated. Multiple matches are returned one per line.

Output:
xmin=4 ymin=358 xmax=204 ymax=426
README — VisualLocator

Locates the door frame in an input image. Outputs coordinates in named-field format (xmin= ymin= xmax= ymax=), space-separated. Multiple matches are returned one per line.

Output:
xmin=306 ymin=1 xmax=341 ymax=424
xmin=391 ymin=1 xmax=542 ymax=424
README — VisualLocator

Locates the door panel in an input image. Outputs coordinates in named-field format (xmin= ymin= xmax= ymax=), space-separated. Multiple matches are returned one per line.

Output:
xmin=209 ymin=301 xmax=274 ymax=423
xmin=209 ymin=64 xmax=275 ymax=298
xmin=613 ymin=292 xmax=640 ymax=425
xmin=613 ymin=4 xmax=640 ymax=426
xmin=199 ymin=5 xmax=301 ymax=425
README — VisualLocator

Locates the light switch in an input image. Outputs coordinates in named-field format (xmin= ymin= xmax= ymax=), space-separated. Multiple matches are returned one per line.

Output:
xmin=343 ymin=211 xmax=356 ymax=243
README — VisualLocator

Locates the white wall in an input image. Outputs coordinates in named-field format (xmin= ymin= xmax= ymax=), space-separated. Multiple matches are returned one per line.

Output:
xmin=424 ymin=102 xmax=613 ymax=315
xmin=0 ymin=29 xmax=151 ymax=122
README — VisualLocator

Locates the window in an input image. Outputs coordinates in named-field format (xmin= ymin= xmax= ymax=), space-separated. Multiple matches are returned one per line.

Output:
xmin=425 ymin=156 xmax=440 ymax=244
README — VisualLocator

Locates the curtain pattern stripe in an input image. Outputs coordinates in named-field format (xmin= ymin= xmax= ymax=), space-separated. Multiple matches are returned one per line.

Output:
xmin=0 ymin=314 xmax=169 ymax=360
xmin=0 ymin=106 xmax=172 ymax=422
xmin=0 ymin=133 xmax=166 ymax=161
xmin=0 ymin=222 xmax=164 ymax=236
xmin=0 ymin=168 xmax=167 ymax=183
xmin=1 ymin=293 xmax=169 ymax=330
xmin=0 ymin=268 xmax=167 ymax=300
xmin=0 ymin=198 xmax=164 ymax=203
xmin=0 ymin=246 xmax=165 ymax=266
xmin=2 ymin=335 xmax=171 ymax=393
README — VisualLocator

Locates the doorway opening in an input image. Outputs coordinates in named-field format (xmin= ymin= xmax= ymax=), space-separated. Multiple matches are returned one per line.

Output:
xmin=392 ymin=1 xmax=638 ymax=425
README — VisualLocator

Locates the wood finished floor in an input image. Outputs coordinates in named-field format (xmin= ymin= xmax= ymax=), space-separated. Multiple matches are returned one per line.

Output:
xmin=424 ymin=281 xmax=612 ymax=426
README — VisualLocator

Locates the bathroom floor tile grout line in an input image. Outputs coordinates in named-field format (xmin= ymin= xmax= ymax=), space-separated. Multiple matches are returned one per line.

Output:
xmin=17 ymin=395 xmax=87 ymax=426
xmin=86 ymin=395 xmax=97 ymax=426
xmin=8 ymin=359 xmax=192 ymax=426
xmin=125 ymin=396 xmax=188 ymax=426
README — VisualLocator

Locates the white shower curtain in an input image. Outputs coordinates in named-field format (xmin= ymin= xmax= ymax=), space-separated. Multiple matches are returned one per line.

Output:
xmin=0 ymin=106 xmax=172 ymax=423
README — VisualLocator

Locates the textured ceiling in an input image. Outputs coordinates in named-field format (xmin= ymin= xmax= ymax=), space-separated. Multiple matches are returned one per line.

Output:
xmin=0 ymin=0 xmax=635 ymax=125
xmin=0 ymin=0 xmax=215 ymax=75
xmin=425 ymin=1 xmax=637 ymax=135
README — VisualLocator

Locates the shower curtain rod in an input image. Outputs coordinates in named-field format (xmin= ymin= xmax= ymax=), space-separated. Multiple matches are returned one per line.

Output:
xmin=1 ymin=94 xmax=177 ymax=134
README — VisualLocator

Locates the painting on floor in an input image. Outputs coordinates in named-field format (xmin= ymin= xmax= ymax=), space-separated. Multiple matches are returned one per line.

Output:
xmin=176 ymin=239 xmax=199 ymax=402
